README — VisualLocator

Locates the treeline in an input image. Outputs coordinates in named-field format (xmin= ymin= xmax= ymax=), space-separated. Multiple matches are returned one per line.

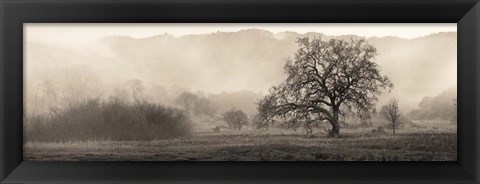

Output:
xmin=25 ymin=65 xmax=261 ymax=120
xmin=24 ymin=97 xmax=192 ymax=142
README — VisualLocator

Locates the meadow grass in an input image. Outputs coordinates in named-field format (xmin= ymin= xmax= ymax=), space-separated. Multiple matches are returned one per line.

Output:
xmin=24 ymin=128 xmax=456 ymax=161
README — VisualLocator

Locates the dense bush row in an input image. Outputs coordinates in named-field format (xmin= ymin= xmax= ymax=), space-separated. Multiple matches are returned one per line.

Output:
xmin=24 ymin=97 xmax=192 ymax=142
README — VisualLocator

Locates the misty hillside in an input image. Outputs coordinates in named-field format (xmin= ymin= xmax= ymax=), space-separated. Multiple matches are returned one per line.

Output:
xmin=102 ymin=30 xmax=456 ymax=110
xmin=26 ymin=29 xmax=456 ymax=115
xmin=408 ymin=88 xmax=457 ymax=121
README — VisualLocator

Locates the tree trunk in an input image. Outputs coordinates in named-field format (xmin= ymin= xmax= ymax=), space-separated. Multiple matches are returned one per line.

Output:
xmin=393 ymin=122 xmax=396 ymax=135
xmin=330 ymin=107 xmax=340 ymax=138
xmin=331 ymin=121 xmax=340 ymax=138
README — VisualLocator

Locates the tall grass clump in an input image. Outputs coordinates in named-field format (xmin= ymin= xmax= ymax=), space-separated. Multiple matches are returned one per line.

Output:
xmin=24 ymin=97 xmax=192 ymax=142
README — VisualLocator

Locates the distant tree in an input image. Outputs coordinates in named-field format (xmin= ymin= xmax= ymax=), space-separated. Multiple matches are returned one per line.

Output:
xmin=256 ymin=37 xmax=392 ymax=138
xmin=39 ymin=79 xmax=58 ymax=104
xmin=175 ymin=92 xmax=199 ymax=114
xmin=194 ymin=98 xmax=217 ymax=117
xmin=33 ymin=79 xmax=59 ymax=110
xmin=175 ymin=91 xmax=217 ymax=117
xmin=126 ymin=79 xmax=145 ymax=102
xmin=61 ymin=66 xmax=102 ymax=104
xmin=380 ymin=98 xmax=402 ymax=135
xmin=223 ymin=109 xmax=249 ymax=130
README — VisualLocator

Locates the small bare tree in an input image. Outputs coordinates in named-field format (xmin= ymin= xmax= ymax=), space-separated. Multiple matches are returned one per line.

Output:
xmin=126 ymin=79 xmax=145 ymax=102
xmin=380 ymin=98 xmax=402 ymax=135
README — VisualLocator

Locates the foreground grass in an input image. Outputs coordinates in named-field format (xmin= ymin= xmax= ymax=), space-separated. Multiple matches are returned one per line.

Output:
xmin=24 ymin=131 xmax=456 ymax=161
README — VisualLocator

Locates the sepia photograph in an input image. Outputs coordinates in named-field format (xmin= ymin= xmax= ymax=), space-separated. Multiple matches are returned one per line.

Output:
xmin=23 ymin=23 xmax=457 ymax=161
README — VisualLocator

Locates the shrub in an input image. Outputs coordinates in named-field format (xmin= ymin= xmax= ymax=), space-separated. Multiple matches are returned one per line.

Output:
xmin=371 ymin=127 xmax=386 ymax=134
xmin=213 ymin=126 xmax=221 ymax=133
xmin=24 ymin=97 xmax=192 ymax=142
xmin=223 ymin=109 xmax=249 ymax=130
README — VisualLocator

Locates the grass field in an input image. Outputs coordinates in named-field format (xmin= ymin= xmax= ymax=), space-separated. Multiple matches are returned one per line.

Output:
xmin=24 ymin=126 xmax=456 ymax=161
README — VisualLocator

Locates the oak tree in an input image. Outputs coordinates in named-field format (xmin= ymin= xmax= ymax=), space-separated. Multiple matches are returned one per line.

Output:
xmin=256 ymin=37 xmax=392 ymax=138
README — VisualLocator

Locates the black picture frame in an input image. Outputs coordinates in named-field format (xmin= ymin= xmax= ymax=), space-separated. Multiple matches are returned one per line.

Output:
xmin=1 ymin=0 xmax=479 ymax=183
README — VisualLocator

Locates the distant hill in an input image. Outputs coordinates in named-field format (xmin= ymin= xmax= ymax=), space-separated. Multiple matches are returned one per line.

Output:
xmin=103 ymin=30 xmax=456 ymax=111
